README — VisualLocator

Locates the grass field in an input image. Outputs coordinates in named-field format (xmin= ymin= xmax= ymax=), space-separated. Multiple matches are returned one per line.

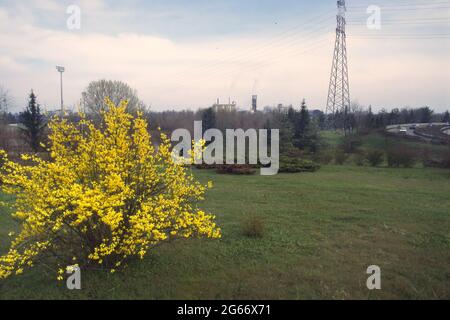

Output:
xmin=1 ymin=165 xmax=450 ymax=299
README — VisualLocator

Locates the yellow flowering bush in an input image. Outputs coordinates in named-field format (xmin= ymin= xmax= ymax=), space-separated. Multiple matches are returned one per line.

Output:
xmin=0 ymin=100 xmax=220 ymax=279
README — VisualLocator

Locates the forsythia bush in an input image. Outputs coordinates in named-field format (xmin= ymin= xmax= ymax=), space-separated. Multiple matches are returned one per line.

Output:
xmin=0 ymin=100 xmax=221 ymax=280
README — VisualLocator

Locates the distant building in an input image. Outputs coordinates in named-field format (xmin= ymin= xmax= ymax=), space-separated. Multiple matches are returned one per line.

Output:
xmin=262 ymin=104 xmax=291 ymax=113
xmin=277 ymin=104 xmax=291 ymax=114
xmin=263 ymin=106 xmax=274 ymax=113
xmin=212 ymin=98 xmax=236 ymax=112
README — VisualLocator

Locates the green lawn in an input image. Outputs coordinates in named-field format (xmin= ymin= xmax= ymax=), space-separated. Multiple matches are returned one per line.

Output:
xmin=1 ymin=166 xmax=450 ymax=299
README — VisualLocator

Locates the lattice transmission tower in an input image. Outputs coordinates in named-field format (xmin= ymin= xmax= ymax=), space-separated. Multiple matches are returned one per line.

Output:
xmin=326 ymin=0 xmax=351 ymax=133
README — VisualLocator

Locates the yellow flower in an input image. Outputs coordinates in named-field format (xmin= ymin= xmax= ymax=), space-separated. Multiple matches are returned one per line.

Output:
xmin=0 ymin=99 xmax=221 ymax=280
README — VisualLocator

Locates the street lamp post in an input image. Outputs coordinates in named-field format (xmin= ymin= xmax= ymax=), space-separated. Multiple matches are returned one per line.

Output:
xmin=56 ymin=66 xmax=65 ymax=114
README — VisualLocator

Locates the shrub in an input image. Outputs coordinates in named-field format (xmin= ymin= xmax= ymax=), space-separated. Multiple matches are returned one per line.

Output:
xmin=423 ymin=149 xmax=450 ymax=169
xmin=0 ymin=100 xmax=221 ymax=280
xmin=366 ymin=150 xmax=384 ymax=167
xmin=441 ymin=150 xmax=450 ymax=169
xmin=339 ymin=135 xmax=362 ymax=154
xmin=315 ymin=150 xmax=334 ymax=165
xmin=353 ymin=151 xmax=366 ymax=166
xmin=386 ymin=147 xmax=417 ymax=168
xmin=422 ymin=159 xmax=443 ymax=168
xmin=241 ymin=216 xmax=265 ymax=238
xmin=334 ymin=150 xmax=349 ymax=165
xmin=195 ymin=163 xmax=218 ymax=170
xmin=216 ymin=164 xmax=256 ymax=175
xmin=279 ymin=156 xmax=320 ymax=173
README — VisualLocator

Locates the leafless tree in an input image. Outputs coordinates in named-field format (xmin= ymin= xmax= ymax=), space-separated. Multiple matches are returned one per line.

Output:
xmin=0 ymin=86 xmax=12 ymax=116
xmin=81 ymin=80 xmax=145 ymax=116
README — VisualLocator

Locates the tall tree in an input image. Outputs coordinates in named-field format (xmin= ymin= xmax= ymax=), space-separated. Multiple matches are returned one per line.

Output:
xmin=279 ymin=112 xmax=295 ymax=154
xmin=0 ymin=86 xmax=11 ymax=117
xmin=442 ymin=110 xmax=450 ymax=123
xmin=297 ymin=99 xmax=310 ymax=136
xmin=293 ymin=99 xmax=315 ymax=150
xmin=366 ymin=105 xmax=375 ymax=129
xmin=389 ymin=108 xmax=400 ymax=125
xmin=20 ymin=90 xmax=46 ymax=152
xmin=82 ymin=79 xmax=145 ymax=116
xmin=418 ymin=106 xmax=433 ymax=123
xmin=201 ymin=107 xmax=216 ymax=134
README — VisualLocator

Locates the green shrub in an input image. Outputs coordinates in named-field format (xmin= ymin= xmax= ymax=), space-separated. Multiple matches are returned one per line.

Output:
xmin=195 ymin=163 xmax=218 ymax=170
xmin=339 ymin=135 xmax=362 ymax=154
xmin=315 ymin=150 xmax=334 ymax=165
xmin=366 ymin=150 xmax=384 ymax=167
xmin=387 ymin=147 xmax=416 ymax=168
xmin=279 ymin=156 xmax=320 ymax=173
xmin=353 ymin=152 xmax=366 ymax=166
xmin=442 ymin=150 xmax=450 ymax=169
xmin=241 ymin=216 xmax=265 ymax=238
xmin=334 ymin=150 xmax=349 ymax=165
xmin=423 ymin=149 xmax=450 ymax=169
xmin=216 ymin=164 xmax=256 ymax=175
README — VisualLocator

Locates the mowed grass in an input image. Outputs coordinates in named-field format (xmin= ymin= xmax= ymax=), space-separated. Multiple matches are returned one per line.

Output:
xmin=1 ymin=166 xmax=450 ymax=299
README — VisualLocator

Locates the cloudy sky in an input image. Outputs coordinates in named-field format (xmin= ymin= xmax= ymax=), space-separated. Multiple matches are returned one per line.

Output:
xmin=0 ymin=0 xmax=449 ymax=112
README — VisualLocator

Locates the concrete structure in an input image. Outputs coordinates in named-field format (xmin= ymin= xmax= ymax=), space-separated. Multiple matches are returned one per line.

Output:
xmin=277 ymin=104 xmax=291 ymax=114
xmin=441 ymin=126 xmax=450 ymax=136
xmin=251 ymin=95 xmax=257 ymax=112
xmin=212 ymin=98 xmax=236 ymax=112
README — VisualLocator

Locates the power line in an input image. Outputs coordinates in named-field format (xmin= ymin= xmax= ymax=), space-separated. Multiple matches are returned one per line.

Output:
xmin=167 ymin=12 xmax=335 ymax=80
xmin=166 ymin=11 xmax=336 ymax=86
xmin=166 ymin=31 xmax=334 ymax=89
xmin=326 ymin=0 xmax=351 ymax=136
xmin=347 ymin=0 xmax=450 ymax=8
xmin=347 ymin=20 xmax=449 ymax=24
xmin=348 ymin=5 xmax=450 ymax=12
xmin=350 ymin=35 xmax=450 ymax=39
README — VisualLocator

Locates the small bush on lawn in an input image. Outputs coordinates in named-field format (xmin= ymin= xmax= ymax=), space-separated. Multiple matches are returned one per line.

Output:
xmin=386 ymin=147 xmax=417 ymax=168
xmin=339 ymin=135 xmax=362 ymax=154
xmin=366 ymin=149 xmax=384 ymax=167
xmin=216 ymin=164 xmax=256 ymax=175
xmin=315 ymin=150 xmax=334 ymax=165
xmin=195 ymin=163 xmax=218 ymax=170
xmin=334 ymin=150 xmax=349 ymax=165
xmin=353 ymin=151 xmax=366 ymax=166
xmin=279 ymin=156 xmax=320 ymax=173
xmin=0 ymin=100 xmax=221 ymax=280
xmin=241 ymin=216 xmax=265 ymax=238
xmin=423 ymin=149 xmax=450 ymax=169
xmin=440 ymin=150 xmax=450 ymax=169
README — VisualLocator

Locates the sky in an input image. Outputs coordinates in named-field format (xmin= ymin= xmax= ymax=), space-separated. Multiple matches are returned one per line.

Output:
xmin=0 ymin=0 xmax=449 ymax=113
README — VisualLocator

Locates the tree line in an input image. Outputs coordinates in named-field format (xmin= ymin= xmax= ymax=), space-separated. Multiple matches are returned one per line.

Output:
xmin=1 ymin=80 xmax=449 ymax=155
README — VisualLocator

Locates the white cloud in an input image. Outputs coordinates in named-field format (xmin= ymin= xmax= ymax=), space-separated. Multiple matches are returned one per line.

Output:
xmin=31 ymin=0 xmax=63 ymax=12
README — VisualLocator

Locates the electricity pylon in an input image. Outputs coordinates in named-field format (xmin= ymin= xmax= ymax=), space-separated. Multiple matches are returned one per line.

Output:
xmin=326 ymin=0 xmax=351 ymax=135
